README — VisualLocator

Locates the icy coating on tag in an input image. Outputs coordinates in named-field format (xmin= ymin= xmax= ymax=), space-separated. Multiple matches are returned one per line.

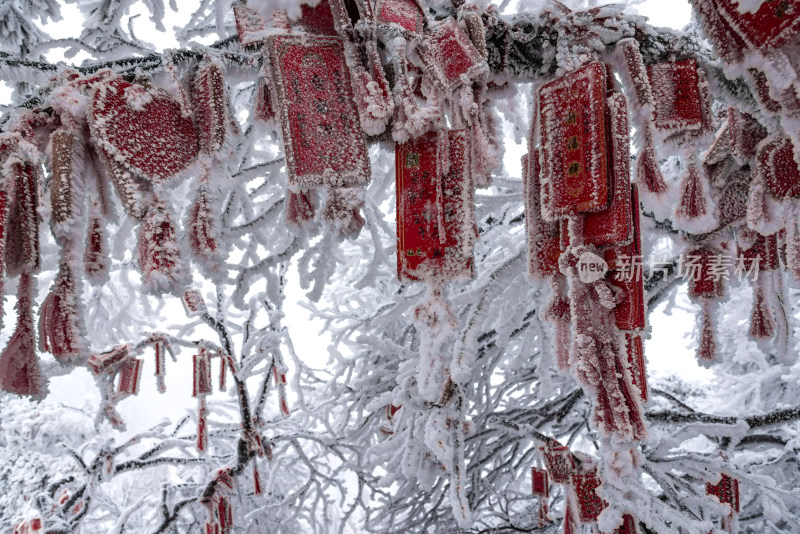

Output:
xmin=713 ymin=0 xmax=800 ymax=50
xmin=539 ymin=62 xmax=609 ymax=217
xmin=757 ymin=137 xmax=800 ymax=199
xmin=416 ymin=18 xmax=489 ymax=93
xmin=375 ymin=0 xmax=425 ymax=38
xmin=647 ymin=59 xmax=704 ymax=132
xmin=91 ymin=79 xmax=199 ymax=183
xmin=267 ymin=34 xmax=370 ymax=189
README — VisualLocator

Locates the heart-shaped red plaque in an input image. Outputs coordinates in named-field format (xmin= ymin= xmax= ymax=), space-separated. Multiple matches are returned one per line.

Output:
xmin=91 ymin=79 xmax=198 ymax=183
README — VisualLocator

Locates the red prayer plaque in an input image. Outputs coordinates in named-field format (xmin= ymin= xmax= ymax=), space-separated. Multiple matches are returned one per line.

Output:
xmin=524 ymin=152 xmax=561 ymax=278
xmin=605 ymin=185 xmax=641 ymax=271
xmin=300 ymin=0 xmax=339 ymax=35
xmin=608 ymin=269 xmax=646 ymax=331
xmin=687 ymin=247 xmax=726 ymax=300
xmin=625 ymin=332 xmax=647 ymax=403
xmin=728 ymin=107 xmax=767 ymax=162
xmin=117 ymin=358 xmax=142 ymax=396
xmin=539 ymin=62 xmax=609 ymax=217
xmin=375 ymin=0 xmax=425 ymax=38
xmin=193 ymin=351 xmax=213 ymax=397
xmin=183 ymin=289 xmax=208 ymax=316
xmin=88 ymin=345 xmax=130 ymax=375
xmin=571 ymin=471 xmax=607 ymax=523
xmin=531 ymin=467 xmax=549 ymax=497
xmin=647 ymin=59 xmax=704 ymax=132
xmin=233 ymin=1 xmax=267 ymax=47
xmin=538 ymin=440 xmax=575 ymax=484
xmin=266 ymin=34 xmax=370 ymax=189
xmin=584 ymin=92 xmax=633 ymax=247
xmin=711 ymin=0 xmax=800 ymax=51
xmin=417 ymin=18 xmax=489 ymax=93
xmin=706 ymin=473 xmax=740 ymax=514
xmin=756 ymin=136 xmax=800 ymax=199
xmin=739 ymin=231 xmax=779 ymax=272
xmin=396 ymin=130 xmax=475 ymax=282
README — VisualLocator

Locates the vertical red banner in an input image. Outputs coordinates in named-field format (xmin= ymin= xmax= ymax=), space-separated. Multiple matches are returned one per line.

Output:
xmin=524 ymin=151 xmax=561 ymax=278
xmin=396 ymin=130 xmax=475 ymax=282
xmin=539 ymin=62 xmax=609 ymax=217
xmin=267 ymin=34 xmax=371 ymax=189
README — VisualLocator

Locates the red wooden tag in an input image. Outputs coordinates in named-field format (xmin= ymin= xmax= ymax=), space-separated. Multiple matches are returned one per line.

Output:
xmin=266 ymin=34 xmax=370 ymax=189
xmin=604 ymin=185 xmax=641 ymax=271
xmin=616 ymin=514 xmax=639 ymax=534
xmin=583 ymin=91 xmax=633 ymax=247
xmin=117 ymin=358 xmax=142 ymax=396
xmin=183 ymin=289 xmax=208 ymax=316
xmin=738 ymin=231 xmax=779 ymax=272
xmin=706 ymin=473 xmax=740 ymax=514
xmin=756 ymin=136 xmax=800 ymax=199
xmin=746 ymin=67 xmax=783 ymax=114
xmin=6 ymin=160 xmax=40 ymax=276
xmin=625 ymin=332 xmax=647 ymax=403
xmin=233 ymin=1 xmax=267 ymax=47
xmin=192 ymin=62 xmax=229 ymax=154
xmin=300 ymin=0 xmax=339 ymax=35
xmin=0 ymin=274 xmax=43 ymax=397
xmin=571 ymin=470 xmax=607 ymax=523
xmin=524 ymin=152 xmax=561 ymax=278
xmin=539 ymin=62 xmax=609 ymax=217
xmin=687 ymin=247 xmax=726 ymax=300
xmin=91 ymin=79 xmax=198 ymax=183
xmin=396 ymin=130 xmax=475 ymax=282
xmin=647 ymin=59 xmax=704 ymax=132
xmin=38 ymin=263 xmax=82 ymax=362
xmin=608 ymin=271 xmax=646 ymax=331
xmin=193 ymin=350 xmax=213 ymax=397
xmin=538 ymin=439 xmax=575 ymax=484
xmin=375 ymin=0 xmax=425 ymax=38
xmin=531 ymin=466 xmax=549 ymax=497
xmin=416 ymin=18 xmax=489 ymax=93
xmin=88 ymin=345 xmax=130 ymax=375
xmin=710 ymin=0 xmax=800 ymax=51
xmin=728 ymin=108 xmax=767 ymax=163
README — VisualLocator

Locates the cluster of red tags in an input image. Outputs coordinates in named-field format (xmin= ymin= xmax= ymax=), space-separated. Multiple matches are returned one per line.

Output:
xmin=531 ymin=439 xmax=740 ymax=533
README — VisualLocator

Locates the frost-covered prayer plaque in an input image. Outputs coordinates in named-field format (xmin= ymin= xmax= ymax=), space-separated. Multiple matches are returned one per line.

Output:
xmin=266 ymin=35 xmax=370 ymax=189
xmin=523 ymin=152 xmax=561 ymax=278
xmin=647 ymin=59 xmax=704 ymax=132
xmin=570 ymin=471 xmax=606 ymax=523
xmin=396 ymin=130 xmax=475 ymax=282
xmin=739 ymin=232 xmax=779 ymax=272
xmin=608 ymin=268 xmax=645 ymax=331
xmin=416 ymin=18 xmax=489 ymax=93
xmin=538 ymin=440 xmax=574 ymax=484
xmin=706 ymin=0 xmax=800 ymax=51
xmin=90 ymin=80 xmax=199 ymax=183
xmin=531 ymin=467 xmax=549 ymax=497
xmin=706 ymin=473 xmax=740 ymax=513
xmin=375 ymin=0 xmax=425 ymax=38
xmin=539 ymin=62 xmax=609 ymax=218
xmin=583 ymin=92 xmax=633 ymax=247
xmin=687 ymin=247 xmax=726 ymax=300
xmin=756 ymin=136 xmax=800 ymax=199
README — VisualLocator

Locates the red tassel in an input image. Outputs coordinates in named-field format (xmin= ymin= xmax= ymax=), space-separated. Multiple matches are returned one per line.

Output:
xmin=154 ymin=340 xmax=166 ymax=393
xmin=322 ymin=187 xmax=365 ymax=236
xmin=252 ymin=463 xmax=263 ymax=495
xmin=0 ymin=273 xmax=44 ymax=397
xmin=636 ymin=137 xmax=667 ymax=195
xmin=192 ymin=61 xmax=229 ymax=154
xmin=697 ymin=301 xmax=717 ymax=364
xmin=38 ymin=261 xmax=82 ymax=363
xmin=6 ymin=159 xmax=40 ymax=276
xmin=83 ymin=205 xmax=109 ymax=284
xmin=219 ymin=354 xmax=227 ymax=391
xmin=786 ymin=207 xmax=800 ymax=281
xmin=188 ymin=172 xmax=222 ymax=269
xmin=137 ymin=196 xmax=184 ymax=294
xmin=674 ymin=157 xmax=712 ymax=223
xmin=749 ymin=284 xmax=775 ymax=340
xmin=197 ymin=397 xmax=208 ymax=453
xmin=286 ymin=189 xmax=315 ymax=228
xmin=254 ymin=76 xmax=275 ymax=122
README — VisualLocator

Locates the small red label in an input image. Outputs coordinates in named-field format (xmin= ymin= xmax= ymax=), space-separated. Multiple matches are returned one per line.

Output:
xmin=648 ymin=59 xmax=704 ymax=132
xmin=417 ymin=18 xmax=488 ymax=93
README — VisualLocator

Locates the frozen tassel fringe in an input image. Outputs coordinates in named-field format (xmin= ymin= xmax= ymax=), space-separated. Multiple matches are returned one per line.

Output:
xmin=252 ymin=462 xmax=262 ymax=495
xmin=219 ymin=354 xmax=227 ymax=392
xmin=154 ymin=340 xmax=166 ymax=393
xmin=286 ymin=189 xmax=315 ymax=229
xmin=673 ymin=156 xmax=716 ymax=233
xmin=5 ymin=158 xmax=41 ymax=276
xmin=197 ymin=396 xmax=208 ymax=453
xmin=137 ymin=195 xmax=187 ymax=295
xmin=697 ymin=300 xmax=718 ymax=364
xmin=188 ymin=171 xmax=223 ymax=277
xmin=749 ymin=283 xmax=775 ymax=340
xmin=0 ymin=273 xmax=44 ymax=397
xmin=636 ymin=137 xmax=667 ymax=195
xmin=785 ymin=202 xmax=800 ymax=281
xmin=83 ymin=204 xmax=109 ymax=285
xmin=49 ymin=128 xmax=76 ymax=229
xmin=192 ymin=60 xmax=229 ymax=155
xmin=345 ymin=40 xmax=393 ymax=137
xmin=38 ymin=260 xmax=83 ymax=363
xmin=322 ymin=187 xmax=365 ymax=237
xmin=254 ymin=75 xmax=275 ymax=122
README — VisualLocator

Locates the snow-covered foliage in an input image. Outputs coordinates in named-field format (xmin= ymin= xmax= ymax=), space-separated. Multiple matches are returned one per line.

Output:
xmin=0 ymin=0 xmax=800 ymax=533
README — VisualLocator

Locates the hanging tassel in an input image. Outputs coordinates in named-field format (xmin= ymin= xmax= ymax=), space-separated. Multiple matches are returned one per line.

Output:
xmin=785 ymin=202 xmax=800 ymax=281
xmin=38 ymin=260 xmax=83 ymax=363
xmin=192 ymin=60 xmax=229 ymax=155
xmin=188 ymin=168 xmax=223 ymax=277
xmin=98 ymin=148 xmax=147 ymax=220
xmin=49 ymin=128 xmax=76 ymax=229
xmin=219 ymin=354 xmax=227 ymax=392
xmin=321 ymin=187 xmax=365 ymax=236
xmin=749 ymin=282 xmax=775 ymax=340
xmin=197 ymin=396 xmax=208 ymax=453
xmin=345 ymin=40 xmax=394 ymax=137
xmin=194 ymin=349 xmax=213 ymax=452
xmin=0 ymin=273 xmax=44 ymax=397
xmin=697 ymin=300 xmax=717 ymax=364
xmin=254 ymin=76 xmax=275 ymax=123
xmin=252 ymin=462 xmax=263 ymax=496
xmin=83 ymin=202 xmax=109 ymax=284
xmin=137 ymin=195 xmax=187 ymax=295
xmin=636 ymin=133 xmax=668 ymax=195
xmin=5 ymin=158 xmax=41 ymax=276
xmin=233 ymin=0 xmax=267 ymax=46
xmin=0 ymin=188 xmax=7 ymax=330
xmin=285 ymin=189 xmax=315 ymax=229
xmin=154 ymin=340 xmax=166 ymax=393
xmin=673 ymin=156 xmax=716 ymax=233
